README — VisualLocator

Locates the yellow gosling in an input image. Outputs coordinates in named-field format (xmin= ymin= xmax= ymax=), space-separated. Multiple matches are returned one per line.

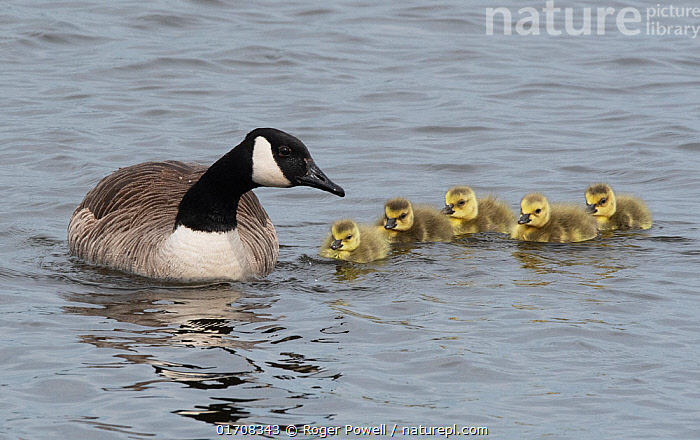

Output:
xmin=585 ymin=183 xmax=652 ymax=231
xmin=442 ymin=186 xmax=516 ymax=235
xmin=320 ymin=219 xmax=390 ymax=263
xmin=379 ymin=198 xmax=454 ymax=243
xmin=511 ymin=193 xmax=598 ymax=243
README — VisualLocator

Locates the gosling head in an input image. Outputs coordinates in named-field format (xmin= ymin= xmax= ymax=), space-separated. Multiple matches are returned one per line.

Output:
xmin=518 ymin=193 xmax=551 ymax=228
xmin=442 ymin=186 xmax=478 ymax=221
xmin=329 ymin=219 xmax=361 ymax=252
xmin=383 ymin=198 xmax=414 ymax=231
xmin=585 ymin=183 xmax=616 ymax=219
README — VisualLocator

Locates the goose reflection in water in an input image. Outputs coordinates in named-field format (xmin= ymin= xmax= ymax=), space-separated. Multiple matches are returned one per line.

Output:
xmin=61 ymin=284 xmax=338 ymax=426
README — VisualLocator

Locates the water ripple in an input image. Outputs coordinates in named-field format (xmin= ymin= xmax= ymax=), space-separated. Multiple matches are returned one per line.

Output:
xmin=1 ymin=0 xmax=699 ymax=439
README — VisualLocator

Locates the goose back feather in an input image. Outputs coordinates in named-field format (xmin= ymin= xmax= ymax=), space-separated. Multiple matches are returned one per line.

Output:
xmin=68 ymin=161 xmax=277 ymax=280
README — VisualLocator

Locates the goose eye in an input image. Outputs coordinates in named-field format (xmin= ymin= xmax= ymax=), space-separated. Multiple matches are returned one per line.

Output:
xmin=278 ymin=146 xmax=291 ymax=157
xmin=346 ymin=234 xmax=353 ymax=240
xmin=399 ymin=213 xmax=407 ymax=220
xmin=600 ymin=198 xmax=607 ymax=204
xmin=535 ymin=208 xmax=542 ymax=214
xmin=457 ymin=200 xmax=466 ymax=206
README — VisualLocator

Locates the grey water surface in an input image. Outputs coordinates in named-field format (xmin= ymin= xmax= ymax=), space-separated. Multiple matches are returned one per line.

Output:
xmin=1 ymin=0 xmax=700 ymax=439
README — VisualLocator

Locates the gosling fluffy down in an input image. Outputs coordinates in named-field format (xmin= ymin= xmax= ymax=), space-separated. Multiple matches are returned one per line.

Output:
xmin=320 ymin=219 xmax=390 ymax=263
xmin=379 ymin=197 xmax=454 ymax=243
xmin=585 ymin=183 xmax=652 ymax=231
xmin=442 ymin=186 xmax=515 ymax=235
xmin=511 ymin=193 xmax=598 ymax=243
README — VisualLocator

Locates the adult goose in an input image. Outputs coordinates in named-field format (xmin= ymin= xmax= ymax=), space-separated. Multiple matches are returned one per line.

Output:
xmin=68 ymin=128 xmax=344 ymax=281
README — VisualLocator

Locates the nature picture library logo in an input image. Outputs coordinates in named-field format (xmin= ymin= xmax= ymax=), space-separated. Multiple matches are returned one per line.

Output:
xmin=485 ymin=1 xmax=700 ymax=38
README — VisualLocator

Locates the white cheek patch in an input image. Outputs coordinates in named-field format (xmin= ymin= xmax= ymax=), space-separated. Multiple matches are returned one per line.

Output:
xmin=251 ymin=136 xmax=292 ymax=187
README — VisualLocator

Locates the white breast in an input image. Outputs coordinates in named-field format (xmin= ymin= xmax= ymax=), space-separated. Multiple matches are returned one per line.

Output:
xmin=158 ymin=226 xmax=254 ymax=281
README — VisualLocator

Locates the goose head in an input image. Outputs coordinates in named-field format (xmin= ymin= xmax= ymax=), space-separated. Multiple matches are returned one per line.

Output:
xmin=175 ymin=128 xmax=344 ymax=232
xmin=246 ymin=128 xmax=345 ymax=196
xmin=518 ymin=193 xmax=550 ymax=228
xmin=442 ymin=186 xmax=478 ymax=220
xmin=585 ymin=183 xmax=616 ymax=219
xmin=383 ymin=198 xmax=414 ymax=231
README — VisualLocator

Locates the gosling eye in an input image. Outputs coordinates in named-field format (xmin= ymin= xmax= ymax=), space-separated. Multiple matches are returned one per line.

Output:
xmin=278 ymin=146 xmax=292 ymax=157
xmin=535 ymin=208 xmax=542 ymax=214
xmin=399 ymin=213 xmax=408 ymax=220
xmin=346 ymin=234 xmax=353 ymax=240
xmin=457 ymin=200 xmax=466 ymax=206
xmin=600 ymin=198 xmax=607 ymax=205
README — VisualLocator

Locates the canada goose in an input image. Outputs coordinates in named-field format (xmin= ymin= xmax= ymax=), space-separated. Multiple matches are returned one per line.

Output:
xmin=319 ymin=219 xmax=390 ymax=263
xmin=379 ymin=198 xmax=454 ymax=243
xmin=442 ymin=186 xmax=516 ymax=235
xmin=511 ymin=193 xmax=598 ymax=243
xmin=585 ymin=183 xmax=652 ymax=230
xmin=68 ymin=128 xmax=345 ymax=281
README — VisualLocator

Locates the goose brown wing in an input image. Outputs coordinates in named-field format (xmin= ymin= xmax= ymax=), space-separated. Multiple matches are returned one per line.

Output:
xmin=77 ymin=161 xmax=204 ymax=221
xmin=68 ymin=161 xmax=207 ymax=272
xmin=236 ymin=191 xmax=279 ymax=277
xmin=69 ymin=160 xmax=278 ymax=278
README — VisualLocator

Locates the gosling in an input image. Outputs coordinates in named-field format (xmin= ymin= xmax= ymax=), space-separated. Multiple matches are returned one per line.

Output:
xmin=320 ymin=219 xmax=390 ymax=263
xmin=511 ymin=193 xmax=598 ymax=243
xmin=442 ymin=186 xmax=516 ymax=235
xmin=585 ymin=183 xmax=652 ymax=231
xmin=379 ymin=198 xmax=454 ymax=243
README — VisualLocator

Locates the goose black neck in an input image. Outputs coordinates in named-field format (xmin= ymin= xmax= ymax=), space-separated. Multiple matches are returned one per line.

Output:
xmin=175 ymin=144 xmax=259 ymax=233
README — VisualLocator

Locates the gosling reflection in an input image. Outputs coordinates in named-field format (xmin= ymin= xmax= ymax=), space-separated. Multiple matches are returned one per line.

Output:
xmin=331 ymin=263 xmax=381 ymax=282
xmin=511 ymin=238 xmax=636 ymax=287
